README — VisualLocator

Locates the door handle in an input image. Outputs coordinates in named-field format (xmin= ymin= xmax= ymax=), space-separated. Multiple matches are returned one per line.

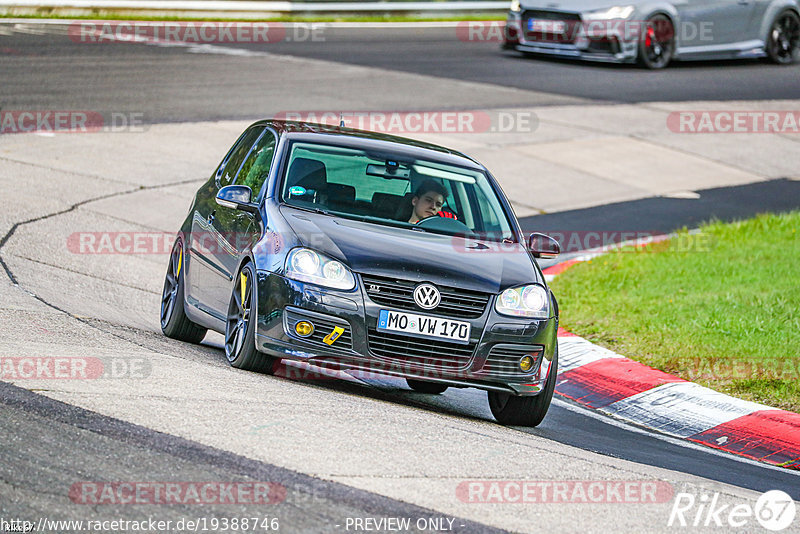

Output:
xmin=207 ymin=210 xmax=216 ymax=224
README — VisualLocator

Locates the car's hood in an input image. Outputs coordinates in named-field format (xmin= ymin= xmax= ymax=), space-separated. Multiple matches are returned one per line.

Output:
xmin=520 ymin=0 xmax=631 ymax=13
xmin=280 ymin=207 xmax=542 ymax=294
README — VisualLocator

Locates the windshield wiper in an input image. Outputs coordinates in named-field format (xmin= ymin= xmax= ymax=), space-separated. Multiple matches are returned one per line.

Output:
xmin=287 ymin=203 xmax=333 ymax=216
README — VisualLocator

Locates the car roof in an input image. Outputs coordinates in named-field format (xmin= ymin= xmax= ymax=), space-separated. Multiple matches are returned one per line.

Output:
xmin=253 ymin=120 xmax=486 ymax=171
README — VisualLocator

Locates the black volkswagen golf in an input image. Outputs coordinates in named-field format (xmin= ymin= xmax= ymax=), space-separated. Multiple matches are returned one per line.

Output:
xmin=160 ymin=120 xmax=561 ymax=426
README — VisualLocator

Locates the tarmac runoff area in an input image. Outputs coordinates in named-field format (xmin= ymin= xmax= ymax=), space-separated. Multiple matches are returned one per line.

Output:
xmin=1 ymin=101 xmax=800 ymax=532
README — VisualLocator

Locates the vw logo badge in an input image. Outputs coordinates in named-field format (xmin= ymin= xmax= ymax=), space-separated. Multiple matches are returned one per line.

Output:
xmin=413 ymin=283 xmax=441 ymax=310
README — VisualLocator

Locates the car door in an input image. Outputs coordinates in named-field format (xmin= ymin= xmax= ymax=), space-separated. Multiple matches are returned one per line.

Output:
xmin=187 ymin=125 xmax=265 ymax=317
xmin=676 ymin=0 xmax=757 ymax=49
xmin=204 ymin=128 xmax=278 ymax=317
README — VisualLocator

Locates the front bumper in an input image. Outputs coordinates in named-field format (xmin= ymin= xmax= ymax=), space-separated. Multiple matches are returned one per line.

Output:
xmin=254 ymin=271 xmax=558 ymax=396
xmin=504 ymin=11 xmax=639 ymax=64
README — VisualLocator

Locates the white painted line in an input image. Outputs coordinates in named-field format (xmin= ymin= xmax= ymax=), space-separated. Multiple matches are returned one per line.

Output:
xmin=551 ymin=397 xmax=800 ymax=477
xmin=0 ymin=0 xmax=509 ymax=12
xmin=65 ymin=25 xmax=275 ymax=56
xmin=601 ymin=381 xmax=773 ymax=439
xmin=305 ymin=21 xmax=468 ymax=28
xmin=557 ymin=336 xmax=624 ymax=373
xmin=662 ymin=190 xmax=701 ymax=199
xmin=0 ymin=19 xmax=474 ymax=29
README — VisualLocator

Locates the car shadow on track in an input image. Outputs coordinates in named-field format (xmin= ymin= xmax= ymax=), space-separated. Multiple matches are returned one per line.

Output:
xmin=507 ymin=50 xmax=780 ymax=70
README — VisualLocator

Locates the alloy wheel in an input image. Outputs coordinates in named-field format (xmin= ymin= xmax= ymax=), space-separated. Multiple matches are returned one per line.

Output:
xmin=768 ymin=11 xmax=800 ymax=64
xmin=639 ymin=15 xmax=675 ymax=69
xmin=226 ymin=269 xmax=252 ymax=363
xmin=160 ymin=242 xmax=182 ymax=328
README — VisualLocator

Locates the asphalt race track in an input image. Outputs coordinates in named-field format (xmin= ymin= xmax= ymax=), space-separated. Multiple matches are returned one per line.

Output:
xmin=2 ymin=23 xmax=800 ymax=121
xmin=1 ymin=20 xmax=800 ymax=534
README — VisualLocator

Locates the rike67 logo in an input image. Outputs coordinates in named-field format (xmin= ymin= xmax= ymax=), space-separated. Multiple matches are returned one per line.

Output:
xmin=669 ymin=490 xmax=796 ymax=531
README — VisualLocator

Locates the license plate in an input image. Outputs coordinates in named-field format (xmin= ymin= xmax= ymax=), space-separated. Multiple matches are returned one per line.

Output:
xmin=377 ymin=310 xmax=471 ymax=345
xmin=528 ymin=19 xmax=566 ymax=33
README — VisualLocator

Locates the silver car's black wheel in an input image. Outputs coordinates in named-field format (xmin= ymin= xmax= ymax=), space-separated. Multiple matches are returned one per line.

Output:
xmin=161 ymin=239 xmax=207 ymax=343
xmin=767 ymin=10 xmax=800 ymax=64
xmin=637 ymin=15 xmax=675 ymax=69
xmin=488 ymin=347 xmax=558 ymax=427
xmin=406 ymin=378 xmax=448 ymax=394
xmin=225 ymin=263 xmax=276 ymax=373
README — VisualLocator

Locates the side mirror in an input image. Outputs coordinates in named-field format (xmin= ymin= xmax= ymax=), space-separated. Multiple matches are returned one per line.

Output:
xmin=216 ymin=185 xmax=259 ymax=214
xmin=528 ymin=232 xmax=560 ymax=259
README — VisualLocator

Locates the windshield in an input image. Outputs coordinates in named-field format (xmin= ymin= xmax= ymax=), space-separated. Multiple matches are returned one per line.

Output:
xmin=279 ymin=141 xmax=515 ymax=241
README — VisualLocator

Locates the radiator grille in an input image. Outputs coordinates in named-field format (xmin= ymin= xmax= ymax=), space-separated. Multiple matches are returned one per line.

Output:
xmin=361 ymin=274 xmax=490 ymax=319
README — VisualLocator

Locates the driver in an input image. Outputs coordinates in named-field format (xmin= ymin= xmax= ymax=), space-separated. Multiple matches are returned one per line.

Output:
xmin=408 ymin=180 xmax=448 ymax=224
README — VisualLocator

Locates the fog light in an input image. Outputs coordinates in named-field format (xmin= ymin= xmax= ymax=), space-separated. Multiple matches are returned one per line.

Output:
xmin=519 ymin=355 xmax=534 ymax=372
xmin=295 ymin=321 xmax=314 ymax=337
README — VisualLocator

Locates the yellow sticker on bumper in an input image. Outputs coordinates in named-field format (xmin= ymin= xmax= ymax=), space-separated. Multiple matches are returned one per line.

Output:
xmin=323 ymin=326 xmax=345 ymax=345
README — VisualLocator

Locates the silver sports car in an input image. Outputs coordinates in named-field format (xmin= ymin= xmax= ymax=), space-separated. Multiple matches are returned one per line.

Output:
xmin=503 ymin=0 xmax=800 ymax=67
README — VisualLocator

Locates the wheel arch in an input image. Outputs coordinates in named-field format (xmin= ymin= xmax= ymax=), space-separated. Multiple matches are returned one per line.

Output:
xmin=636 ymin=6 xmax=680 ymax=52
xmin=759 ymin=2 xmax=800 ymax=44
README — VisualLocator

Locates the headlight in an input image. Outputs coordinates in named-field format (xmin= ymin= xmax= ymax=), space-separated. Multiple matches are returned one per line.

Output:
xmin=495 ymin=284 xmax=550 ymax=318
xmin=583 ymin=5 xmax=634 ymax=19
xmin=510 ymin=0 xmax=521 ymax=12
xmin=285 ymin=248 xmax=356 ymax=290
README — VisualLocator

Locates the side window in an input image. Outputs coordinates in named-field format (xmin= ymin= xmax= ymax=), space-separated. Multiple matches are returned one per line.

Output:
xmin=475 ymin=189 xmax=500 ymax=231
xmin=235 ymin=131 xmax=277 ymax=199
xmin=220 ymin=126 xmax=264 ymax=187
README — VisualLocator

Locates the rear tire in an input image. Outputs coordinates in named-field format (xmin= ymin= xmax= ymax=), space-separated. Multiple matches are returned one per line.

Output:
xmin=225 ymin=263 xmax=276 ymax=374
xmin=406 ymin=379 xmax=448 ymax=394
xmin=637 ymin=14 xmax=675 ymax=69
xmin=160 ymin=239 xmax=207 ymax=344
xmin=488 ymin=347 xmax=558 ymax=427
xmin=766 ymin=10 xmax=800 ymax=65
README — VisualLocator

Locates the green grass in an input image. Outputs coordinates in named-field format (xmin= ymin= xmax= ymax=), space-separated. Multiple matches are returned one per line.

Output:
xmin=0 ymin=12 xmax=507 ymax=22
xmin=550 ymin=211 xmax=800 ymax=412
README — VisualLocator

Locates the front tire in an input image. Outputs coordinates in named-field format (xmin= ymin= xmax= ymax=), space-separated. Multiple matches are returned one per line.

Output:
xmin=161 ymin=239 xmax=207 ymax=343
xmin=488 ymin=347 xmax=558 ymax=427
xmin=637 ymin=15 xmax=675 ymax=69
xmin=406 ymin=379 xmax=448 ymax=394
xmin=766 ymin=10 xmax=800 ymax=65
xmin=225 ymin=263 xmax=276 ymax=373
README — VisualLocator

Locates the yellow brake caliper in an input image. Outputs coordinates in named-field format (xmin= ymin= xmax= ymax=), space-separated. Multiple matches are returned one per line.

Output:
xmin=240 ymin=272 xmax=247 ymax=307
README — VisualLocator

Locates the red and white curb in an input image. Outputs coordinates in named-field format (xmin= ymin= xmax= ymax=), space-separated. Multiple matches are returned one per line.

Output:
xmin=544 ymin=252 xmax=800 ymax=471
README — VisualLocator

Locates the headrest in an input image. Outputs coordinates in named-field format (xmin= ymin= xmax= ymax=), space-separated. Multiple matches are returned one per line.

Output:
xmin=287 ymin=157 xmax=328 ymax=191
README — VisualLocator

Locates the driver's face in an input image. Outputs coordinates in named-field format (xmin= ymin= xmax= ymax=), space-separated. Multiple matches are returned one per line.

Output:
xmin=412 ymin=192 xmax=444 ymax=221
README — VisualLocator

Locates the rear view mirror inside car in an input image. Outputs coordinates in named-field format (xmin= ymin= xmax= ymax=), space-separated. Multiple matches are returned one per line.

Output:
xmin=366 ymin=162 xmax=411 ymax=179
